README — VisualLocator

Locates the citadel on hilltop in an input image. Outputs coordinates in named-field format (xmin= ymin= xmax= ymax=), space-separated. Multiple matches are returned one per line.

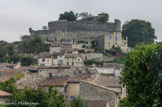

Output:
xmin=24 ymin=14 xmax=129 ymax=52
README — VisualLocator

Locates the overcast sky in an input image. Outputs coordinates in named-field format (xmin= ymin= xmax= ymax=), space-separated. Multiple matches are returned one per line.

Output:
xmin=0 ymin=0 xmax=162 ymax=42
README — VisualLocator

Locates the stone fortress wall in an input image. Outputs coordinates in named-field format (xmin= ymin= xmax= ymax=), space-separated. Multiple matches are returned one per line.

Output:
xmin=29 ymin=19 xmax=121 ymax=42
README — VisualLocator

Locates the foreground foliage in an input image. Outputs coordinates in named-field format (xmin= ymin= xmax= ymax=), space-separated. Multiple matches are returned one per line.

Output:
xmin=119 ymin=44 xmax=162 ymax=106
xmin=68 ymin=96 xmax=89 ymax=107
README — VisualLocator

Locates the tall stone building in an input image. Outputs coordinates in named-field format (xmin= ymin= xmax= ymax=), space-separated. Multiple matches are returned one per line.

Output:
xmin=96 ymin=32 xmax=128 ymax=53
xmin=29 ymin=18 xmax=122 ymax=43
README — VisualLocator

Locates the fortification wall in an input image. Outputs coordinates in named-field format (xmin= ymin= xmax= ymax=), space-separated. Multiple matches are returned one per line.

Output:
xmin=30 ymin=19 xmax=121 ymax=42
xmin=33 ymin=30 xmax=110 ymax=42
xmin=48 ymin=19 xmax=121 ymax=32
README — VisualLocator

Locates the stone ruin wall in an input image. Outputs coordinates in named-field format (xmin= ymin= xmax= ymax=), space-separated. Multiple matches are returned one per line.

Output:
xmin=32 ymin=30 xmax=110 ymax=42
xmin=30 ymin=19 xmax=121 ymax=42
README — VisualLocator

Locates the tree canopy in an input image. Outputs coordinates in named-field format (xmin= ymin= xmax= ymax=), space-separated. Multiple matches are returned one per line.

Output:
xmin=119 ymin=44 xmax=162 ymax=106
xmin=68 ymin=96 xmax=89 ymax=107
xmin=122 ymin=19 xmax=156 ymax=47
xmin=98 ymin=13 xmax=109 ymax=22
xmin=59 ymin=11 xmax=77 ymax=21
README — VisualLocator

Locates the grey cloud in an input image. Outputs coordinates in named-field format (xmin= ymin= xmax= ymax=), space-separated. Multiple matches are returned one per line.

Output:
xmin=0 ymin=0 xmax=161 ymax=42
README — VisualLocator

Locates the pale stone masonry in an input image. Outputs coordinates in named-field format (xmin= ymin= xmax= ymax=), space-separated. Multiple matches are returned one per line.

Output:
xmin=28 ymin=18 xmax=121 ymax=43
xmin=96 ymin=32 xmax=128 ymax=53
xmin=80 ymin=80 xmax=120 ymax=107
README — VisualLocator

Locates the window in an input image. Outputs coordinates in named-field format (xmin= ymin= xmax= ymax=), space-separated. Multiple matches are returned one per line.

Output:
xmin=53 ymin=55 xmax=57 ymax=59
xmin=72 ymin=62 xmax=74 ymax=65
xmin=42 ymin=59 xmax=45 ymax=62
xmin=67 ymin=62 xmax=69 ymax=65
xmin=60 ymin=55 xmax=62 ymax=58
xmin=70 ymin=96 xmax=74 ymax=100
xmin=49 ymin=73 xmax=52 ymax=78
xmin=109 ymin=36 xmax=112 ymax=40
xmin=58 ymin=60 xmax=63 ymax=65
xmin=115 ymin=36 xmax=118 ymax=41
xmin=115 ymin=32 xmax=117 ymax=35
xmin=78 ymin=59 xmax=80 ymax=61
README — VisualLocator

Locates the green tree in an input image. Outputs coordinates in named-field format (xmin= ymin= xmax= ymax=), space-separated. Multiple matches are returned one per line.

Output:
xmin=98 ymin=13 xmax=109 ymax=22
xmin=20 ymin=55 xmax=33 ymax=66
xmin=68 ymin=96 xmax=89 ymax=107
xmin=48 ymin=87 xmax=65 ymax=107
xmin=0 ymin=40 xmax=8 ymax=46
xmin=122 ymin=19 xmax=156 ymax=47
xmin=9 ymin=86 xmax=65 ymax=107
xmin=42 ymin=26 xmax=48 ymax=30
xmin=18 ymin=35 xmax=49 ymax=54
xmin=76 ymin=12 xmax=93 ymax=20
xmin=59 ymin=11 xmax=77 ymax=21
xmin=119 ymin=44 xmax=162 ymax=106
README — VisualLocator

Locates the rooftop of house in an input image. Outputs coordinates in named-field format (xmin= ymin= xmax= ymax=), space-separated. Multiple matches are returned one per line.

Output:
xmin=52 ymin=52 xmax=65 ymax=55
xmin=50 ymin=44 xmax=62 ymax=47
xmin=40 ymin=77 xmax=69 ymax=87
xmin=0 ymin=63 xmax=19 ymax=66
xmin=93 ymin=74 xmax=121 ymax=87
xmin=0 ymin=90 xmax=12 ymax=97
xmin=65 ymin=54 xmax=83 ymax=58
xmin=66 ymin=100 xmax=108 ymax=107
xmin=0 ymin=69 xmax=21 ymax=82
xmin=81 ymin=80 xmax=121 ymax=93
xmin=67 ymin=73 xmax=96 ymax=83
xmin=37 ymin=65 xmax=71 ymax=69
xmin=38 ymin=52 xmax=51 ymax=58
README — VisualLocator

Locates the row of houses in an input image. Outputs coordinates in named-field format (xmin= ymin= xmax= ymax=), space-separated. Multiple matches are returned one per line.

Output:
xmin=0 ymin=61 xmax=125 ymax=107
xmin=38 ymin=43 xmax=103 ymax=70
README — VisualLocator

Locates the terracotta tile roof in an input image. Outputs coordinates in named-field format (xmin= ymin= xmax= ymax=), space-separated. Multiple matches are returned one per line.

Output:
xmin=60 ymin=48 xmax=72 ymax=53
xmin=62 ymin=44 xmax=72 ymax=47
xmin=81 ymin=80 xmax=121 ymax=93
xmin=37 ymin=65 xmax=70 ymax=69
xmin=0 ymin=69 xmax=21 ymax=82
xmin=38 ymin=52 xmax=51 ymax=58
xmin=40 ymin=77 xmax=69 ymax=86
xmin=52 ymin=52 xmax=64 ymax=55
xmin=68 ymin=74 xmax=96 ymax=83
xmin=50 ymin=44 xmax=62 ymax=47
xmin=66 ymin=100 xmax=108 ymax=107
xmin=0 ymin=63 xmax=18 ymax=66
xmin=93 ymin=74 xmax=120 ymax=87
xmin=0 ymin=90 xmax=12 ymax=97
xmin=20 ymin=65 xmax=37 ymax=71
xmin=65 ymin=54 xmax=83 ymax=58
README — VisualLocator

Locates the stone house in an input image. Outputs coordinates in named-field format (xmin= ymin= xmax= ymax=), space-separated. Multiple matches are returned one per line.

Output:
xmin=38 ymin=52 xmax=53 ymax=66
xmin=80 ymin=80 xmax=121 ymax=107
xmin=96 ymin=32 xmax=128 ymax=53
xmin=37 ymin=66 xmax=73 ymax=80
xmin=39 ymin=43 xmax=84 ymax=68
xmin=65 ymin=54 xmax=84 ymax=68
xmin=0 ymin=90 xmax=12 ymax=102
xmin=49 ymin=44 xmax=62 ymax=54
xmin=52 ymin=52 xmax=65 ymax=65
xmin=66 ymin=73 xmax=99 ymax=100
xmin=82 ymin=52 xmax=103 ymax=60
xmin=40 ymin=77 xmax=69 ymax=95
xmin=0 ymin=63 xmax=20 ymax=69
xmin=0 ymin=69 xmax=21 ymax=82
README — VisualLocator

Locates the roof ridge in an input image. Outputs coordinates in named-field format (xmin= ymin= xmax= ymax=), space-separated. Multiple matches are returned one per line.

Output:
xmin=81 ymin=80 xmax=120 ymax=93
